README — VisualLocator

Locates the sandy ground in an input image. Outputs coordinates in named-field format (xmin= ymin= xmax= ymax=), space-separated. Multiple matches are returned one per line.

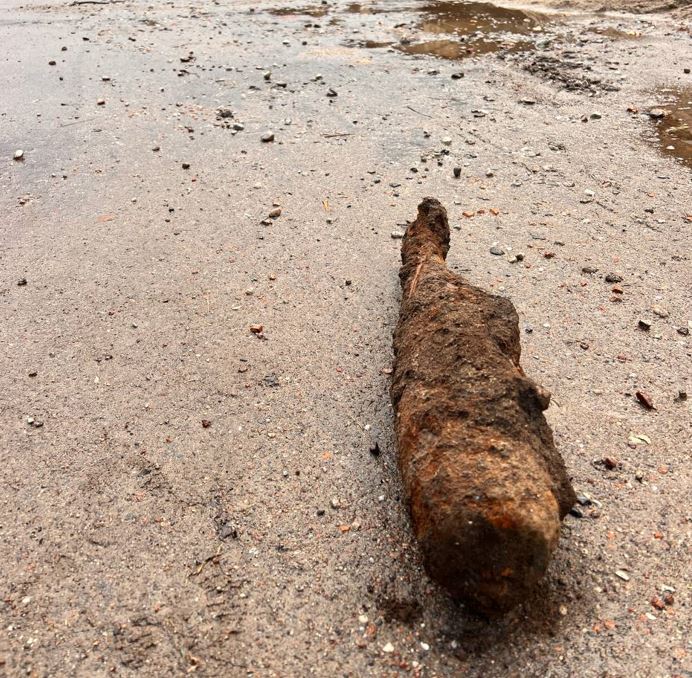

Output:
xmin=1 ymin=0 xmax=690 ymax=676
xmin=536 ymin=0 xmax=691 ymax=17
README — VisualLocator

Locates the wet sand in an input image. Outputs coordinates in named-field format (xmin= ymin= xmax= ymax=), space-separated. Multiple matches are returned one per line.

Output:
xmin=1 ymin=0 xmax=690 ymax=675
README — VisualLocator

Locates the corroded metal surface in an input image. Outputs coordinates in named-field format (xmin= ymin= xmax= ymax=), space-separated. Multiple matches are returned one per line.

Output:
xmin=392 ymin=198 xmax=576 ymax=615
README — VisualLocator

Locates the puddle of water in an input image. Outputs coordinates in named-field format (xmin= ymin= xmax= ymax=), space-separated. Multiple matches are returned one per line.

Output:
xmin=396 ymin=35 xmax=532 ymax=59
xmin=270 ymin=1 xmax=549 ymax=59
xmin=416 ymin=1 xmax=547 ymax=37
xmin=652 ymin=88 xmax=692 ymax=169
xmin=343 ymin=1 xmax=549 ymax=60
xmin=405 ymin=1 xmax=548 ymax=58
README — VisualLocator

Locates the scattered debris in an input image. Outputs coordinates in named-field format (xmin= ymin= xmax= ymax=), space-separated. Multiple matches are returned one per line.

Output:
xmin=635 ymin=391 xmax=655 ymax=410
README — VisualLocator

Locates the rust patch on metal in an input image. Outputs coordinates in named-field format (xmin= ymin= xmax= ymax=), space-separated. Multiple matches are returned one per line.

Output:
xmin=391 ymin=198 xmax=576 ymax=615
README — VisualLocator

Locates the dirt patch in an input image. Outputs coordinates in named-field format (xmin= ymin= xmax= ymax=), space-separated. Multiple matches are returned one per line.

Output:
xmin=523 ymin=0 xmax=692 ymax=15
xmin=267 ymin=5 xmax=330 ymax=17
xmin=523 ymin=51 xmax=619 ymax=93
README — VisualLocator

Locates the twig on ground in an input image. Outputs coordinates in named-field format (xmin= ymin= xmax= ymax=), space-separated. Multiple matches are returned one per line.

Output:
xmin=70 ymin=0 xmax=125 ymax=6
xmin=406 ymin=105 xmax=432 ymax=118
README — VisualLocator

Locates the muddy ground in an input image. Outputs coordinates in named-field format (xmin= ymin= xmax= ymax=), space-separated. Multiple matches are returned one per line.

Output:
xmin=0 ymin=0 xmax=690 ymax=676
xmin=538 ymin=0 xmax=691 ymax=16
